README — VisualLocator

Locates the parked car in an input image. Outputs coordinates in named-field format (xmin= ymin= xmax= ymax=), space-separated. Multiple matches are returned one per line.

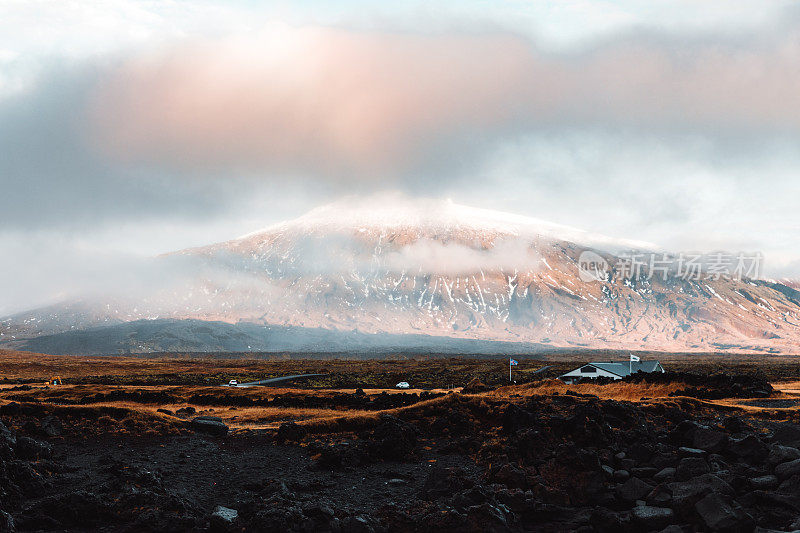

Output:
xmin=395 ymin=381 xmax=410 ymax=389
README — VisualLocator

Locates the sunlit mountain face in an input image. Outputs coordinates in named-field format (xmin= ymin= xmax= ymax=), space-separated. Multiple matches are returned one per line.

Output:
xmin=2 ymin=196 xmax=799 ymax=355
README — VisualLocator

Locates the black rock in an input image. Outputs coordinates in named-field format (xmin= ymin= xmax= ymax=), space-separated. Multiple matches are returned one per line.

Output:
xmin=502 ymin=404 xmax=537 ymax=434
xmin=631 ymin=467 xmax=658 ymax=478
xmin=340 ymin=515 xmax=376 ymax=533
xmin=210 ymin=506 xmax=238 ymax=532
xmin=589 ymin=507 xmax=623 ymax=533
xmin=631 ymin=506 xmax=675 ymax=530
xmin=490 ymin=464 xmax=528 ymax=489
xmin=767 ymin=444 xmax=800 ymax=466
xmin=775 ymin=458 xmax=800 ymax=479
xmin=676 ymin=457 xmax=710 ymax=480
xmin=14 ymin=436 xmax=52 ymax=460
xmin=669 ymin=474 xmax=734 ymax=512
xmin=750 ymin=474 xmax=778 ymax=490
xmin=653 ymin=467 xmax=676 ymax=482
xmin=190 ymin=416 xmax=228 ymax=436
xmin=677 ymin=447 xmax=706 ymax=458
xmin=728 ymin=435 xmax=767 ymax=462
xmin=40 ymin=416 xmax=62 ymax=438
xmin=369 ymin=415 xmax=418 ymax=461
xmin=646 ymin=484 xmax=673 ymax=507
xmin=18 ymin=491 xmax=111 ymax=529
xmin=693 ymin=428 xmax=728 ymax=454
xmin=422 ymin=466 xmax=473 ymax=499
xmin=616 ymin=476 xmax=653 ymax=502
xmin=276 ymin=421 xmax=306 ymax=443
xmin=0 ymin=421 xmax=15 ymax=447
xmin=723 ymin=416 xmax=744 ymax=433
xmin=777 ymin=474 xmax=800 ymax=495
xmin=771 ymin=423 xmax=800 ymax=448
xmin=694 ymin=493 xmax=754 ymax=532
xmin=613 ymin=469 xmax=630 ymax=482
xmin=0 ymin=510 xmax=14 ymax=533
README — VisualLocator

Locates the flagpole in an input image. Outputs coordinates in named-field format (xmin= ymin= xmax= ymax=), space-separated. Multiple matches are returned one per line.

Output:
xmin=509 ymin=358 xmax=512 ymax=382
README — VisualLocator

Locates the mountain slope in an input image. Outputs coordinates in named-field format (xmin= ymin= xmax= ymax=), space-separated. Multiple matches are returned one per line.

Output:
xmin=3 ymin=196 xmax=800 ymax=354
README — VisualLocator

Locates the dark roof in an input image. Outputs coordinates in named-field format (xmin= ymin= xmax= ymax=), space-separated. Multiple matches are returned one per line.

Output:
xmin=585 ymin=360 xmax=662 ymax=378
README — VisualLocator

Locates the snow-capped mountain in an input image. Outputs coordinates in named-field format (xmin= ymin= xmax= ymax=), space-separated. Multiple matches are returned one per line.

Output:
xmin=3 ymin=196 xmax=800 ymax=354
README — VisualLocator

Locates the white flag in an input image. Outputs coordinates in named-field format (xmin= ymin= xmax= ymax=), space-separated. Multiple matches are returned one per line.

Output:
xmin=630 ymin=354 xmax=640 ymax=362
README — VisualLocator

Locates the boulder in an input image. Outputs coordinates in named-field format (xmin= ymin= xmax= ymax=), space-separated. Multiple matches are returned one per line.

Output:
xmin=771 ymin=423 xmax=800 ymax=448
xmin=767 ymin=444 xmax=800 ymax=466
xmin=728 ymin=435 xmax=767 ymax=462
xmin=616 ymin=477 xmax=653 ymax=503
xmin=646 ymin=485 xmax=673 ymax=507
xmin=677 ymin=447 xmax=706 ymax=458
xmin=774 ymin=458 xmax=800 ymax=480
xmin=777 ymin=474 xmax=800 ymax=495
xmin=210 ymin=506 xmax=238 ymax=531
xmin=276 ymin=422 xmax=306 ymax=443
xmin=676 ymin=457 xmax=710 ymax=480
xmin=590 ymin=507 xmax=625 ymax=533
xmin=631 ymin=467 xmax=658 ymax=478
xmin=750 ymin=474 xmax=778 ymax=490
xmin=631 ymin=506 xmax=675 ymax=530
xmin=653 ymin=468 xmax=676 ymax=482
xmin=669 ymin=474 xmax=734 ymax=511
xmin=190 ymin=416 xmax=228 ymax=436
xmin=613 ymin=470 xmax=630 ymax=482
xmin=693 ymin=428 xmax=728 ymax=454
xmin=694 ymin=493 xmax=754 ymax=532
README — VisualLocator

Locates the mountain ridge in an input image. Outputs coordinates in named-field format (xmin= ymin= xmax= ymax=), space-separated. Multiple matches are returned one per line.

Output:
xmin=3 ymin=197 xmax=800 ymax=354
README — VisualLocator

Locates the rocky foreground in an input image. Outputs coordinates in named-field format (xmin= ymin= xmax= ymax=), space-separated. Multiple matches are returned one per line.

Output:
xmin=1 ymin=374 xmax=800 ymax=532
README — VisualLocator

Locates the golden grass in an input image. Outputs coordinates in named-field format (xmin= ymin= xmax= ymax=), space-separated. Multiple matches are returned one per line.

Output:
xmin=488 ymin=378 xmax=687 ymax=401
xmin=774 ymin=381 xmax=800 ymax=395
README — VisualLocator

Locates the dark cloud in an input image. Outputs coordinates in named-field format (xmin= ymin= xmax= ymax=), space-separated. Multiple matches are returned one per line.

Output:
xmin=0 ymin=65 xmax=232 ymax=230
xmin=86 ymin=21 xmax=800 ymax=180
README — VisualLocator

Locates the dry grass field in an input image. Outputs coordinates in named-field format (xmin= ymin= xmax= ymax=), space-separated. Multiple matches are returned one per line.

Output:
xmin=2 ymin=349 xmax=798 ymax=433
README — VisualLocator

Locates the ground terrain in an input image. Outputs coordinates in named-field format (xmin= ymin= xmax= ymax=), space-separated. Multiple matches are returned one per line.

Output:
xmin=1 ymin=350 xmax=800 ymax=531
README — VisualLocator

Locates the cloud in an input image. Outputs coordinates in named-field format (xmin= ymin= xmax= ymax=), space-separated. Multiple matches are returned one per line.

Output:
xmin=88 ymin=25 xmax=537 ymax=178
xmin=87 ymin=19 xmax=800 ymax=178
xmin=383 ymin=238 xmax=540 ymax=275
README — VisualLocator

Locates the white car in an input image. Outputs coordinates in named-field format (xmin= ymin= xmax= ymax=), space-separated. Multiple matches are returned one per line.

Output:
xmin=395 ymin=381 xmax=410 ymax=389
xmin=228 ymin=379 xmax=239 ymax=386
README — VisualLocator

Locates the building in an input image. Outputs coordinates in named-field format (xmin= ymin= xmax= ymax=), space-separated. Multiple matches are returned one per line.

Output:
xmin=559 ymin=360 xmax=664 ymax=384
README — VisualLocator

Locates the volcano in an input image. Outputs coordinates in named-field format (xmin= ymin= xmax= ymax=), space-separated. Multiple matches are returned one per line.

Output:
xmin=3 ymin=196 xmax=800 ymax=354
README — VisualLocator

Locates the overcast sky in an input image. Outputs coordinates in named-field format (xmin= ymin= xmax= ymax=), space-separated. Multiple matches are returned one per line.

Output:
xmin=1 ymin=0 xmax=800 ymax=314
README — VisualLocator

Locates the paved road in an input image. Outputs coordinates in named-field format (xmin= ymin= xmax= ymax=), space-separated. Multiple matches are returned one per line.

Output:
xmin=226 ymin=373 xmax=328 ymax=387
